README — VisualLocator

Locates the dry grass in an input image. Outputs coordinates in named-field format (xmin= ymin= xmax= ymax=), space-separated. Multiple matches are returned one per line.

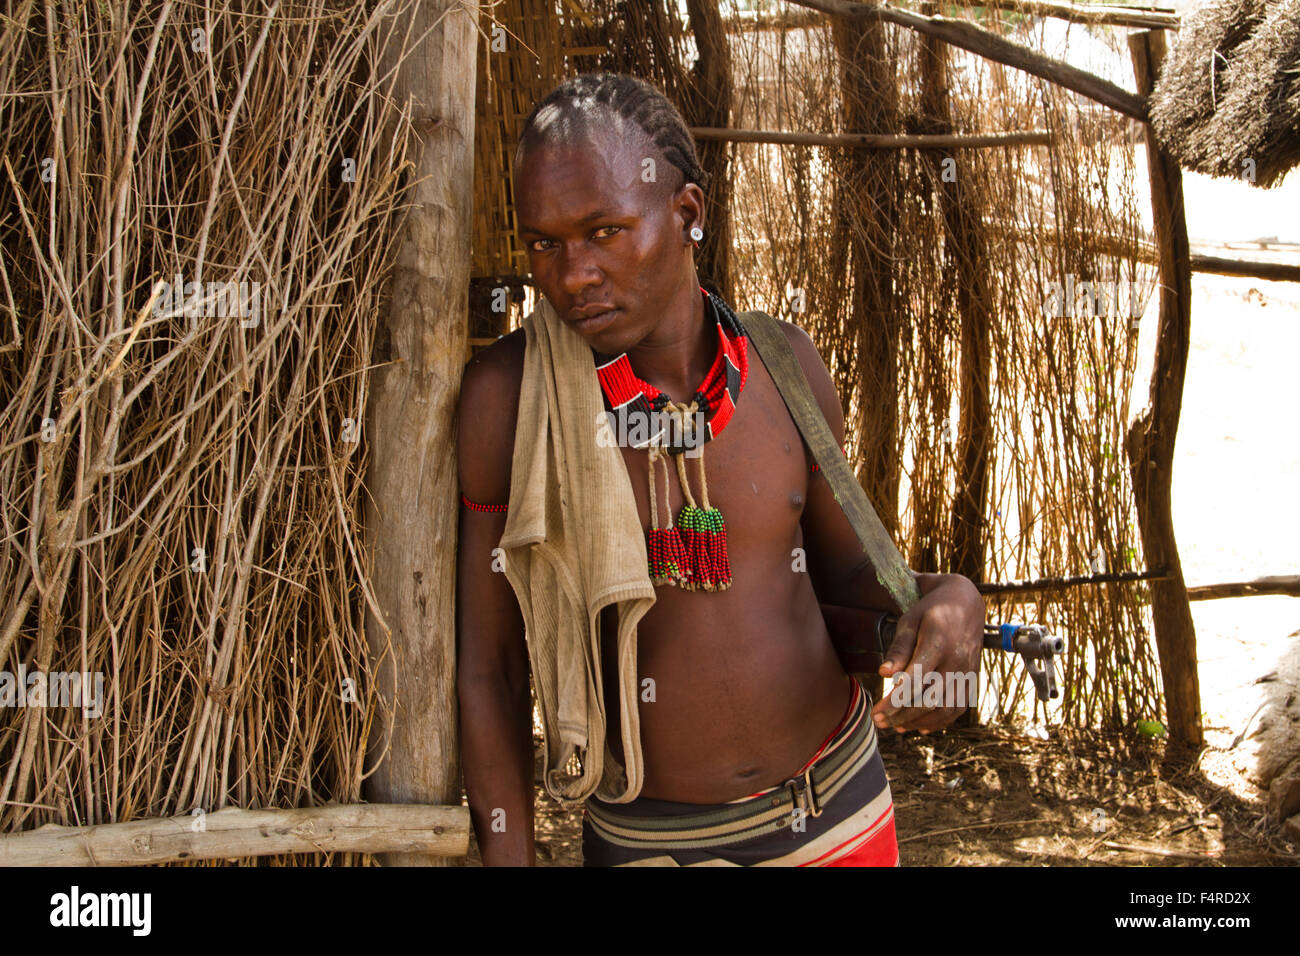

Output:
xmin=0 ymin=0 xmax=431 ymax=860
xmin=1150 ymin=0 xmax=1300 ymax=188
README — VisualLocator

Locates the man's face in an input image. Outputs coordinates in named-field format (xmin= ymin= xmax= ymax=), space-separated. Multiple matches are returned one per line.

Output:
xmin=514 ymin=128 xmax=699 ymax=354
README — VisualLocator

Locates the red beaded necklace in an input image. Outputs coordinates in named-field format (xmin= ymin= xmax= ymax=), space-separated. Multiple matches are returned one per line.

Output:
xmin=592 ymin=288 xmax=749 ymax=591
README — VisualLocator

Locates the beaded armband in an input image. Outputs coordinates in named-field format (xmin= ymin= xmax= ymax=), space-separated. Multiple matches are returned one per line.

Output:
xmin=460 ymin=493 xmax=507 ymax=514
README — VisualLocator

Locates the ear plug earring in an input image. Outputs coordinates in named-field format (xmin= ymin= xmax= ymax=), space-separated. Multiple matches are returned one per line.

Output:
xmin=689 ymin=225 xmax=704 ymax=242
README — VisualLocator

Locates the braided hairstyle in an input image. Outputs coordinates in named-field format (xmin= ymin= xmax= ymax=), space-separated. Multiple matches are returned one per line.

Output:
xmin=514 ymin=73 xmax=707 ymax=193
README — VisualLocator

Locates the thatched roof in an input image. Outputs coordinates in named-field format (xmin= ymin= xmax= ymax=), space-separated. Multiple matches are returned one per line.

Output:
xmin=1149 ymin=0 xmax=1300 ymax=188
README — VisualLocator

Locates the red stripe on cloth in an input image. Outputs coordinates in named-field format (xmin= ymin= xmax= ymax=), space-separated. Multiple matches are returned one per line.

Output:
xmin=800 ymin=803 xmax=897 ymax=867
xmin=823 ymin=812 xmax=898 ymax=867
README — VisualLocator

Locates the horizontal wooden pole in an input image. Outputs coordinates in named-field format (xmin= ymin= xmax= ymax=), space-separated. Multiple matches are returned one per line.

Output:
xmin=716 ymin=1 xmax=1177 ymax=34
xmin=1187 ymin=255 xmax=1300 ymax=284
xmin=788 ymin=0 xmax=1148 ymax=120
xmin=1186 ymin=575 xmax=1300 ymax=602
xmin=977 ymin=570 xmax=1299 ymax=601
xmin=0 ymin=804 xmax=469 ymax=866
xmin=949 ymin=0 xmax=1179 ymax=30
xmin=690 ymin=126 xmax=1052 ymax=148
xmin=984 ymin=220 xmax=1300 ymax=283
xmin=978 ymin=568 xmax=1170 ymax=595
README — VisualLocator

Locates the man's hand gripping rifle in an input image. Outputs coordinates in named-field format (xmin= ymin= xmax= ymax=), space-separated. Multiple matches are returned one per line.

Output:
xmin=821 ymin=606 xmax=1066 ymax=701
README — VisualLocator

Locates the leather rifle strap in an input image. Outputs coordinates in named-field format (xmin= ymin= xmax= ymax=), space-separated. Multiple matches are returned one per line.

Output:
xmin=742 ymin=309 xmax=920 ymax=614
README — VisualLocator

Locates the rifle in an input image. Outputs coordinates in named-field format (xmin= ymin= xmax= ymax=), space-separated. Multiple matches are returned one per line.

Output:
xmin=821 ymin=603 xmax=1065 ymax=701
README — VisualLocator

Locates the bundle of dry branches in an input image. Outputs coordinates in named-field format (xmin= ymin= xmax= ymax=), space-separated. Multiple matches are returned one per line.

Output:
xmin=0 ymin=0 xmax=427 ymax=861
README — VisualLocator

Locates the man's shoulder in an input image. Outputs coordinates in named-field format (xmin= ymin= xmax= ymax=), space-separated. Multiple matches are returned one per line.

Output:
xmin=463 ymin=327 xmax=527 ymax=391
xmin=772 ymin=316 xmax=821 ymax=364
xmin=743 ymin=313 xmax=831 ymax=389
xmin=461 ymin=329 xmax=528 ymax=422
xmin=740 ymin=310 xmax=824 ymax=368
xmin=744 ymin=313 xmax=843 ymax=440
xmin=458 ymin=329 xmax=528 ymax=500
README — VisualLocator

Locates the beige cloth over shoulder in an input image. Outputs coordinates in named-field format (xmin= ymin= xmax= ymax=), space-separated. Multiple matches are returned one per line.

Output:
xmin=498 ymin=296 xmax=656 ymax=807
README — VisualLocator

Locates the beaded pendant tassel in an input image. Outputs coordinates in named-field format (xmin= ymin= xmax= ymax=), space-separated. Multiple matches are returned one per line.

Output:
xmin=672 ymin=436 xmax=731 ymax=592
xmin=695 ymin=450 xmax=732 ymax=589
xmin=646 ymin=444 xmax=689 ymax=586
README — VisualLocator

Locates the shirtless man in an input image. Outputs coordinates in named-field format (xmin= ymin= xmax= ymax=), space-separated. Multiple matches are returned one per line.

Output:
xmin=457 ymin=74 xmax=984 ymax=866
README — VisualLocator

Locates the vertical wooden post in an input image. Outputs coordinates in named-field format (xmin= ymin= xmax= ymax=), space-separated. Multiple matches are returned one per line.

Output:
xmin=918 ymin=4 xmax=993 ymax=727
xmin=832 ymin=13 xmax=901 ymax=708
xmin=1125 ymin=30 xmax=1202 ymax=747
xmin=832 ymin=12 xmax=902 ymax=542
xmin=917 ymin=5 xmax=993 ymax=586
xmin=363 ymin=0 xmax=480 ymax=864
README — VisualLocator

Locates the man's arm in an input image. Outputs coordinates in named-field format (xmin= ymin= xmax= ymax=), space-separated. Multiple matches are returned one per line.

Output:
xmin=782 ymin=321 xmax=984 ymax=734
xmin=456 ymin=331 xmax=536 ymax=865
